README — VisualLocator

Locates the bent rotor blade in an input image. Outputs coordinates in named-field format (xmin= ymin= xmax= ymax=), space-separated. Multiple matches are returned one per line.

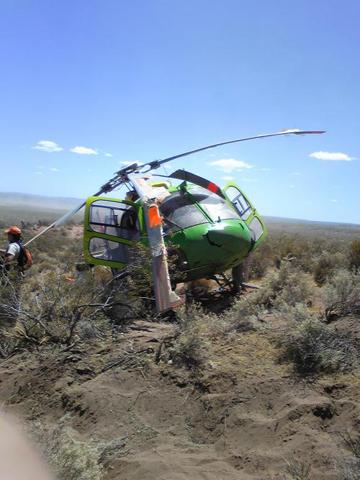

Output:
xmin=129 ymin=174 xmax=183 ymax=312
xmin=143 ymin=129 xmax=325 ymax=171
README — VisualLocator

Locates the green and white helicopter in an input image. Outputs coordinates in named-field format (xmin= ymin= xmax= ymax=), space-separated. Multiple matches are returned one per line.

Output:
xmin=27 ymin=129 xmax=324 ymax=312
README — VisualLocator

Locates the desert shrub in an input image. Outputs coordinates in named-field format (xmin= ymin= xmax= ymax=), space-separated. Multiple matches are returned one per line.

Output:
xmin=271 ymin=234 xmax=314 ymax=273
xmin=44 ymin=422 xmax=103 ymax=480
xmin=314 ymin=252 xmax=336 ymax=286
xmin=341 ymin=432 xmax=360 ymax=459
xmin=0 ymin=242 xmax=156 ymax=353
xmin=284 ymin=458 xmax=311 ymax=479
xmin=246 ymin=263 xmax=313 ymax=310
xmin=313 ymin=251 xmax=349 ymax=286
xmin=282 ymin=319 xmax=357 ymax=375
xmin=340 ymin=460 xmax=360 ymax=480
xmin=0 ymin=272 xmax=20 ymax=328
xmin=350 ymin=239 xmax=360 ymax=272
xmin=102 ymin=244 xmax=154 ymax=325
xmin=170 ymin=305 xmax=210 ymax=370
xmin=323 ymin=270 xmax=360 ymax=321
xmin=273 ymin=272 xmax=313 ymax=310
xmin=243 ymin=243 xmax=272 ymax=280
xmin=221 ymin=295 xmax=266 ymax=332
xmin=0 ymin=270 xmax=111 ymax=348
xmin=339 ymin=432 xmax=360 ymax=480
xmin=274 ymin=302 xmax=317 ymax=324
xmin=31 ymin=416 xmax=128 ymax=480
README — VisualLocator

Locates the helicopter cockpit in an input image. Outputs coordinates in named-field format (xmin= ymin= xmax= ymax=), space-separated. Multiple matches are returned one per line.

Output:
xmin=160 ymin=186 xmax=241 ymax=233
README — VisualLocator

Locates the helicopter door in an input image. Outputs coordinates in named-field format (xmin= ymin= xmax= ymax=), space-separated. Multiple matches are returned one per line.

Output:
xmin=223 ymin=183 xmax=267 ymax=248
xmin=83 ymin=197 xmax=141 ymax=269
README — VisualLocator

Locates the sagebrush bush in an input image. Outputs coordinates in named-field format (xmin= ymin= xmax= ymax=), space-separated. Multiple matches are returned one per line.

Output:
xmin=323 ymin=270 xmax=360 ymax=321
xmin=313 ymin=251 xmax=349 ymax=286
xmin=340 ymin=460 xmax=360 ymax=480
xmin=0 ymin=269 xmax=111 ymax=349
xmin=274 ymin=301 xmax=317 ymax=324
xmin=45 ymin=422 xmax=103 ymax=480
xmin=282 ymin=319 xmax=357 ymax=375
xmin=105 ymin=244 xmax=153 ymax=325
xmin=0 ymin=272 xmax=20 ymax=328
xmin=339 ymin=431 xmax=360 ymax=480
xmin=221 ymin=295 xmax=266 ymax=332
xmin=244 ymin=263 xmax=313 ymax=310
xmin=350 ymin=239 xmax=360 ymax=272
xmin=284 ymin=457 xmax=311 ymax=480
xmin=31 ymin=416 xmax=128 ymax=480
xmin=170 ymin=305 xmax=210 ymax=370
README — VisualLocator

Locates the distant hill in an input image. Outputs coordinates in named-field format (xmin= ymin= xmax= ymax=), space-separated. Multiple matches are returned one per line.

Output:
xmin=265 ymin=215 xmax=360 ymax=228
xmin=0 ymin=192 xmax=82 ymax=211
xmin=0 ymin=192 xmax=359 ymax=232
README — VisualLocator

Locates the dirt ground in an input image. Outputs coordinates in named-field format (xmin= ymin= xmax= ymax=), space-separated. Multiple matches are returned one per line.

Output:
xmin=1 ymin=313 xmax=359 ymax=480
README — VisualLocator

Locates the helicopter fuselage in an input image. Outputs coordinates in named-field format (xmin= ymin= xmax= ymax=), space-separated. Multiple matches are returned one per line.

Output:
xmin=83 ymin=180 xmax=267 ymax=282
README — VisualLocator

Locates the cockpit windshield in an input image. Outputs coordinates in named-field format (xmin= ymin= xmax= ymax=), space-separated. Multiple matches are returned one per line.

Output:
xmin=159 ymin=186 xmax=239 ymax=232
xmin=189 ymin=186 xmax=240 ymax=222
xmin=159 ymin=191 xmax=207 ymax=231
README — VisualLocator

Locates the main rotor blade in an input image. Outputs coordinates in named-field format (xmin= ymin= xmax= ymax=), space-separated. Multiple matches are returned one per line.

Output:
xmin=24 ymin=163 xmax=138 ymax=246
xmin=143 ymin=129 xmax=325 ymax=171
xmin=24 ymin=201 xmax=86 ymax=246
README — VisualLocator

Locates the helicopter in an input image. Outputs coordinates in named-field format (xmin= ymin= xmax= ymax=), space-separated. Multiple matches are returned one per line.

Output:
xmin=25 ymin=129 xmax=325 ymax=313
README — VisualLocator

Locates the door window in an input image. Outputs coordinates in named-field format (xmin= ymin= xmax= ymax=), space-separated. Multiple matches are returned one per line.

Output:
xmin=225 ymin=186 xmax=252 ymax=220
xmin=89 ymin=237 xmax=133 ymax=263
xmin=248 ymin=217 xmax=264 ymax=242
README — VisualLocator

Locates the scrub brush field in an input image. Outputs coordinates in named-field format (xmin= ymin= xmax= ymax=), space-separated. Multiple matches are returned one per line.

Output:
xmin=1 ymin=218 xmax=360 ymax=480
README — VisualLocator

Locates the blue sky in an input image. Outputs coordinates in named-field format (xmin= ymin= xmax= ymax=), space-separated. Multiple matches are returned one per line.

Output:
xmin=0 ymin=0 xmax=359 ymax=223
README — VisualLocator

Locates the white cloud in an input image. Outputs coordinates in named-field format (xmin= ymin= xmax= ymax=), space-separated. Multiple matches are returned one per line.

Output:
xmin=104 ymin=152 xmax=113 ymax=158
xmin=50 ymin=167 xmax=60 ymax=172
xmin=330 ymin=199 xmax=338 ymax=203
xmin=309 ymin=151 xmax=353 ymax=161
xmin=221 ymin=176 xmax=235 ymax=181
xmin=70 ymin=146 xmax=98 ymax=155
xmin=34 ymin=140 xmax=63 ymax=153
xmin=210 ymin=158 xmax=253 ymax=173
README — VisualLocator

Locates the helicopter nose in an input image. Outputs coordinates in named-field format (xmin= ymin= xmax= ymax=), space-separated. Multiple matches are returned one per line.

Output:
xmin=206 ymin=224 xmax=252 ymax=252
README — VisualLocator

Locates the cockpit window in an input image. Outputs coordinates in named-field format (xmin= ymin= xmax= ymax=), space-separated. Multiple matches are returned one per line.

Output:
xmin=159 ymin=192 xmax=207 ymax=231
xmin=188 ymin=186 xmax=240 ymax=222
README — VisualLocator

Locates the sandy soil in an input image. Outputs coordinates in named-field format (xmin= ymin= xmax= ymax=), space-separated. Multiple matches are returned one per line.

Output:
xmin=0 ymin=314 xmax=359 ymax=479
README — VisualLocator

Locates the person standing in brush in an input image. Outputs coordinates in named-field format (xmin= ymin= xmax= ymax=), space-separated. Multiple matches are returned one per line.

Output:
xmin=0 ymin=226 xmax=32 ymax=274
xmin=0 ymin=226 xmax=22 ymax=267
